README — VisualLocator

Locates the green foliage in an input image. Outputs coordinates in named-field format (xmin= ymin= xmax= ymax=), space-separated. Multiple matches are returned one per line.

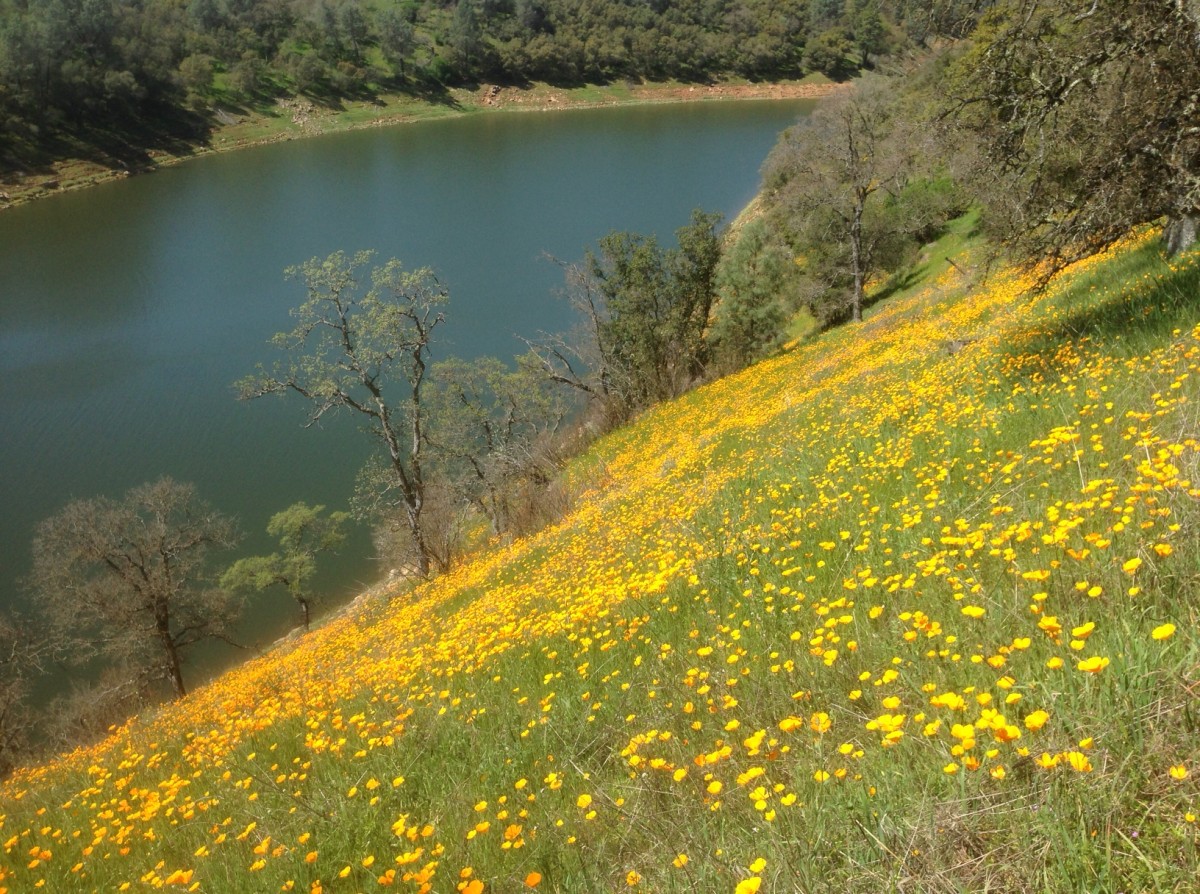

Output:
xmin=239 ymin=250 xmax=447 ymax=577
xmin=448 ymin=0 xmax=486 ymax=77
xmin=178 ymin=53 xmax=216 ymax=94
xmin=762 ymin=76 xmax=910 ymax=323
xmin=524 ymin=210 xmax=723 ymax=426
xmin=803 ymin=27 xmax=858 ymax=79
xmin=849 ymin=0 xmax=889 ymax=60
xmin=708 ymin=218 xmax=799 ymax=370
xmin=0 ymin=0 xmax=944 ymax=166
xmin=757 ymin=70 xmax=967 ymax=327
xmin=949 ymin=0 xmax=1200 ymax=272
xmin=587 ymin=209 xmax=723 ymax=412
xmin=889 ymin=0 xmax=993 ymax=42
xmin=887 ymin=175 xmax=966 ymax=245
xmin=222 ymin=503 xmax=350 ymax=631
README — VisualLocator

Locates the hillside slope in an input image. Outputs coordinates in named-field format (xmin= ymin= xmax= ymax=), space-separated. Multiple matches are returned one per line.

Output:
xmin=3 ymin=229 xmax=1199 ymax=892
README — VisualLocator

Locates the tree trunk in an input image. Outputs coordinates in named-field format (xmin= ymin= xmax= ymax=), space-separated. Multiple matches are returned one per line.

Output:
xmin=1165 ymin=213 xmax=1198 ymax=255
xmin=483 ymin=491 xmax=503 ymax=539
xmin=155 ymin=605 xmax=187 ymax=698
xmin=298 ymin=596 xmax=311 ymax=632
xmin=377 ymin=405 xmax=433 ymax=577
xmin=850 ymin=198 xmax=865 ymax=323
xmin=406 ymin=502 xmax=431 ymax=577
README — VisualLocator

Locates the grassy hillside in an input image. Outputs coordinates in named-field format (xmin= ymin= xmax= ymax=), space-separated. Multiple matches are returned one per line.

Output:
xmin=2 ymin=226 xmax=1199 ymax=892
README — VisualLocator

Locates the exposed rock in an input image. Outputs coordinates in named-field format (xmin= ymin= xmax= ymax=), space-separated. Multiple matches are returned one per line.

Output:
xmin=1165 ymin=214 xmax=1198 ymax=255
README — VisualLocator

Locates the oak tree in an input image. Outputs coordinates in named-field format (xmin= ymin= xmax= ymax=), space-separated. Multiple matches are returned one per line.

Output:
xmin=26 ymin=478 xmax=241 ymax=699
xmin=763 ymin=75 xmax=918 ymax=323
xmin=952 ymin=0 xmax=1200 ymax=273
xmin=221 ymin=502 xmax=349 ymax=631
xmin=239 ymin=250 xmax=446 ymax=577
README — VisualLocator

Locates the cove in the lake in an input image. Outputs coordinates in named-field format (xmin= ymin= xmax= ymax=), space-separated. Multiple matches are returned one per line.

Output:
xmin=0 ymin=98 xmax=814 ymax=681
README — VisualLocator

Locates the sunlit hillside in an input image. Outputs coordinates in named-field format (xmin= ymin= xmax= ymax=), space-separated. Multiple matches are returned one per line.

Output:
xmin=3 ymin=227 xmax=1198 ymax=893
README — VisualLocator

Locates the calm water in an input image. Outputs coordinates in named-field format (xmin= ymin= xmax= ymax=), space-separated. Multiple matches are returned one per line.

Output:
xmin=0 ymin=99 xmax=813 ymax=678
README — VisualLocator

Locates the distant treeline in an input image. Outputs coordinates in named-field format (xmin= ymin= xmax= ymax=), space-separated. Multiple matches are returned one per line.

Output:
xmin=0 ymin=0 xmax=989 ymax=163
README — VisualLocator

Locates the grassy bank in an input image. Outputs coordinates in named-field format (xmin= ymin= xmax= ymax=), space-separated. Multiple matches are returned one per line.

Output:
xmin=2 ymin=223 xmax=1197 ymax=892
xmin=0 ymin=77 xmax=836 ymax=213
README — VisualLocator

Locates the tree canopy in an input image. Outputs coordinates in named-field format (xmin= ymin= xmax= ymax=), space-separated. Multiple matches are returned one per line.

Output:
xmin=755 ymin=73 xmax=964 ymax=327
xmin=221 ymin=502 xmax=350 ymax=631
xmin=950 ymin=0 xmax=1200 ymax=271
xmin=527 ymin=209 xmax=723 ymax=422
xmin=238 ymin=250 xmax=446 ymax=577
xmin=26 ymin=477 xmax=242 ymax=699
xmin=0 ymin=0 xmax=957 ymax=171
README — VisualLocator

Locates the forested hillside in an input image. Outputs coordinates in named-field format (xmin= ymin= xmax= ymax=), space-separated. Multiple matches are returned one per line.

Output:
xmin=710 ymin=0 xmax=1200 ymax=362
xmin=0 ymin=0 xmax=980 ymax=172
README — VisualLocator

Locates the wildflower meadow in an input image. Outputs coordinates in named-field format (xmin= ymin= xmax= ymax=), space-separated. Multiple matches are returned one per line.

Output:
xmin=2 ymin=224 xmax=1198 ymax=892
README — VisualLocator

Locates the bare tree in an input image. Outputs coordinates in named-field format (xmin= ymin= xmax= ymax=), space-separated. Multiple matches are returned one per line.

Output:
xmin=238 ymin=250 xmax=446 ymax=577
xmin=26 ymin=478 xmax=241 ymax=699
xmin=0 ymin=612 xmax=37 ymax=776
xmin=42 ymin=662 xmax=154 ymax=754
xmin=426 ymin=354 xmax=571 ymax=538
xmin=522 ymin=257 xmax=627 ymax=424
xmin=371 ymin=480 xmax=472 ymax=576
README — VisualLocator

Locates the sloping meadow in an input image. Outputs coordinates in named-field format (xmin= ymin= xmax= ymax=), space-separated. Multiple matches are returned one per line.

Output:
xmin=3 ymin=230 xmax=1198 ymax=892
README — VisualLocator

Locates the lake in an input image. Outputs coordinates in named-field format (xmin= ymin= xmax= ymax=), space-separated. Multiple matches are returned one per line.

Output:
xmin=0 ymin=98 xmax=814 ymax=683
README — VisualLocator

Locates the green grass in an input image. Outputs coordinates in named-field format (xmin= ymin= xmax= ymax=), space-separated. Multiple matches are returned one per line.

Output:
xmin=2 ymin=230 xmax=1199 ymax=893
xmin=865 ymin=208 xmax=985 ymax=310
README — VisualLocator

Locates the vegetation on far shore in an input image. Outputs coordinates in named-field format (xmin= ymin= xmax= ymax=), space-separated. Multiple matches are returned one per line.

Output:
xmin=0 ymin=77 xmax=837 ymax=212
xmin=1 ymin=0 xmax=886 ymax=211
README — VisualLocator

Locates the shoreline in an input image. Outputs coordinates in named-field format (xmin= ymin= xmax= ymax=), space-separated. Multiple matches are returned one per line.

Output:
xmin=0 ymin=79 xmax=840 ymax=213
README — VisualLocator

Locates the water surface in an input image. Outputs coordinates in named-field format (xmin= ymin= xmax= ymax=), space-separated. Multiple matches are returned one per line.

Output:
xmin=0 ymin=99 xmax=814 ymax=677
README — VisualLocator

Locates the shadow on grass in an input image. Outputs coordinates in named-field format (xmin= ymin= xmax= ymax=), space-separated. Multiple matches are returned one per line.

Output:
xmin=296 ymin=76 xmax=463 ymax=111
xmin=867 ymin=268 xmax=923 ymax=307
xmin=1 ymin=76 xmax=470 ymax=185
xmin=406 ymin=80 xmax=462 ymax=109
xmin=2 ymin=100 xmax=215 ymax=180
xmin=865 ymin=214 xmax=984 ymax=310
xmin=1011 ymin=239 xmax=1200 ymax=361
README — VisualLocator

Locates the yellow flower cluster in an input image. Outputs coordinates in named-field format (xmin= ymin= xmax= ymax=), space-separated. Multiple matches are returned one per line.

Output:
xmin=1 ymin=231 xmax=1196 ymax=891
